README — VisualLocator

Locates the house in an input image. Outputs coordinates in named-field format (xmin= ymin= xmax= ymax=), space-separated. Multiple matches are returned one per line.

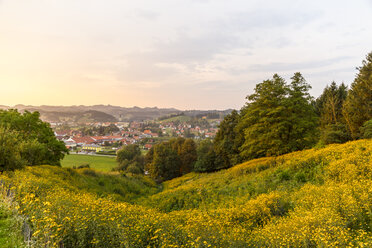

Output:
xmin=71 ymin=136 xmax=96 ymax=146
xmin=143 ymin=130 xmax=152 ymax=134
xmin=144 ymin=144 xmax=153 ymax=150
xmin=82 ymin=144 xmax=103 ymax=153
xmin=64 ymin=139 xmax=77 ymax=149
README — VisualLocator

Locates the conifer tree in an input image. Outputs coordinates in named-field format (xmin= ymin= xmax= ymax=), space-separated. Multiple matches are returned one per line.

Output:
xmin=315 ymin=82 xmax=349 ymax=144
xmin=285 ymin=72 xmax=318 ymax=150
xmin=343 ymin=52 xmax=372 ymax=139
xmin=214 ymin=110 xmax=241 ymax=169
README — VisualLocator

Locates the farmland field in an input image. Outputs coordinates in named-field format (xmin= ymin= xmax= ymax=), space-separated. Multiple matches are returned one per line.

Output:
xmin=61 ymin=154 xmax=117 ymax=171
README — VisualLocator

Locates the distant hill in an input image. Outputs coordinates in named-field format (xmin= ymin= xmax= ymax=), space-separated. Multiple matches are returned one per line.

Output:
xmin=40 ymin=110 xmax=118 ymax=123
xmin=0 ymin=105 xmax=233 ymax=122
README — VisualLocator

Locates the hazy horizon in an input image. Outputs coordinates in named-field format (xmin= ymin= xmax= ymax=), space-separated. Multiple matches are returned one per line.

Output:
xmin=1 ymin=0 xmax=371 ymax=109
xmin=0 ymin=103 xmax=234 ymax=112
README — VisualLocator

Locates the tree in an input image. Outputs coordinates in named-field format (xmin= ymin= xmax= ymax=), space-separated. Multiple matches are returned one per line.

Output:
xmin=239 ymin=73 xmax=318 ymax=160
xmin=115 ymin=144 xmax=144 ymax=173
xmin=343 ymin=52 xmax=372 ymax=139
xmin=214 ymin=110 xmax=241 ymax=169
xmin=315 ymin=82 xmax=349 ymax=144
xmin=0 ymin=127 xmax=25 ymax=172
xmin=0 ymin=109 xmax=68 ymax=166
xmin=316 ymin=82 xmax=348 ymax=126
xmin=285 ymin=72 xmax=318 ymax=150
xmin=239 ymin=74 xmax=290 ymax=159
xmin=360 ymin=119 xmax=372 ymax=139
xmin=146 ymin=142 xmax=181 ymax=182
xmin=194 ymin=139 xmax=216 ymax=172
xmin=145 ymin=138 xmax=196 ymax=181
xmin=178 ymin=139 xmax=197 ymax=174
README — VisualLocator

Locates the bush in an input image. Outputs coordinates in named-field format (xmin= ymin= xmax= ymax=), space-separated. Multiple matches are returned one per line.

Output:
xmin=321 ymin=123 xmax=351 ymax=144
xmin=360 ymin=119 xmax=372 ymax=139
xmin=77 ymin=164 xmax=90 ymax=169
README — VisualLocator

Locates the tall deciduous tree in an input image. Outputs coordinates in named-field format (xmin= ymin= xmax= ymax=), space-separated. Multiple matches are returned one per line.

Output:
xmin=146 ymin=138 xmax=197 ymax=181
xmin=239 ymin=74 xmax=289 ymax=159
xmin=115 ymin=144 xmax=144 ymax=173
xmin=146 ymin=142 xmax=181 ymax=182
xmin=239 ymin=73 xmax=317 ymax=159
xmin=194 ymin=139 xmax=216 ymax=173
xmin=343 ymin=52 xmax=372 ymax=139
xmin=178 ymin=139 xmax=197 ymax=174
xmin=0 ymin=127 xmax=25 ymax=172
xmin=0 ymin=109 xmax=68 ymax=166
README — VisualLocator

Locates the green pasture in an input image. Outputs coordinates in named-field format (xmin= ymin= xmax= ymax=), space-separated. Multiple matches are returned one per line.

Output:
xmin=61 ymin=154 xmax=117 ymax=172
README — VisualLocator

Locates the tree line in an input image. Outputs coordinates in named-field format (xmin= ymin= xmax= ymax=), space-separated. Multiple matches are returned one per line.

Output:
xmin=116 ymin=51 xmax=371 ymax=182
xmin=210 ymin=51 xmax=372 ymax=170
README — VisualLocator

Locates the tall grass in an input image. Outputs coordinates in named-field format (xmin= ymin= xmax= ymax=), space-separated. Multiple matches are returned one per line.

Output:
xmin=1 ymin=139 xmax=371 ymax=247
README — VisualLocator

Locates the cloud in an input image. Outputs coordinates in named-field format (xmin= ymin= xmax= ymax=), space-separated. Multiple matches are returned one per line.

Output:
xmin=115 ymin=31 xmax=241 ymax=82
xmin=248 ymin=56 xmax=353 ymax=72
xmin=135 ymin=9 xmax=159 ymax=20
xmin=151 ymin=32 xmax=237 ymax=64
xmin=220 ymin=8 xmax=322 ymax=32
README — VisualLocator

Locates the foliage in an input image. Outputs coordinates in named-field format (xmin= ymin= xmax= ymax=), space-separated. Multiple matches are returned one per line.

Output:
xmin=178 ymin=138 xmax=197 ymax=174
xmin=146 ymin=142 xmax=181 ymax=182
xmin=79 ymin=123 xmax=119 ymax=136
xmin=115 ymin=144 xmax=144 ymax=173
xmin=239 ymin=73 xmax=317 ymax=159
xmin=315 ymin=81 xmax=348 ymax=126
xmin=0 ymin=196 xmax=25 ymax=247
xmin=320 ymin=123 xmax=351 ymax=144
xmin=0 ymin=127 xmax=26 ymax=172
xmin=284 ymin=72 xmax=319 ymax=150
xmin=214 ymin=110 xmax=241 ymax=169
xmin=1 ymin=139 xmax=371 ymax=247
xmin=146 ymin=138 xmax=197 ymax=182
xmin=315 ymin=81 xmax=351 ymax=144
xmin=0 ymin=109 xmax=68 ymax=166
xmin=194 ymin=139 xmax=216 ymax=173
xmin=343 ymin=51 xmax=372 ymax=139
xmin=361 ymin=119 xmax=372 ymax=139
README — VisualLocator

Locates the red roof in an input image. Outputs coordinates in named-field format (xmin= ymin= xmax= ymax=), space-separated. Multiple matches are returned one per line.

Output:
xmin=72 ymin=136 xmax=96 ymax=144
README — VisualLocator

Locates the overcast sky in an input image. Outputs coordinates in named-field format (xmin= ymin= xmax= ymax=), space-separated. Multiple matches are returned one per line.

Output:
xmin=0 ymin=0 xmax=371 ymax=110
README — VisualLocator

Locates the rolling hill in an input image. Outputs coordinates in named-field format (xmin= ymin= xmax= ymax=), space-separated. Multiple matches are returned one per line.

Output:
xmin=0 ymin=105 xmax=232 ymax=122
xmin=1 ymin=139 xmax=371 ymax=247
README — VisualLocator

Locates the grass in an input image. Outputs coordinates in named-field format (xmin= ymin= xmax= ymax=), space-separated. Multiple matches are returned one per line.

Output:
xmin=61 ymin=154 xmax=117 ymax=172
xmin=2 ymin=139 xmax=372 ymax=247
xmin=0 ymin=200 xmax=24 ymax=248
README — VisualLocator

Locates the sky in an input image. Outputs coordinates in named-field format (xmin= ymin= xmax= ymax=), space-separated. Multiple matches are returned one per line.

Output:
xmin=0 ymin=0 xmax=371 ymax=110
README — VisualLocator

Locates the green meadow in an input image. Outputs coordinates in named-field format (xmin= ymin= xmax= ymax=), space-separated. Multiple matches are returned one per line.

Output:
xmin=61 ymin=154 xmax=117 ymax=172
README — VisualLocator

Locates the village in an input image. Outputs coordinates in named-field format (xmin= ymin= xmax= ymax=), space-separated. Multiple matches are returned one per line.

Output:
xmin=52 ymin=118 xmax=220 ymax=155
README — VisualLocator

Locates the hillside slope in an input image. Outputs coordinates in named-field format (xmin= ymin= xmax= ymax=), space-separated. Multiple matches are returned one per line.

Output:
xmin=1 ymin=139 xmax=371 ymax=247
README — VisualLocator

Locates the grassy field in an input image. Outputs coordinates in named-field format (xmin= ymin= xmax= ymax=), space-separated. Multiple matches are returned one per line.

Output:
xmin=0 ymin=200 xmax=25 ymax=248
xmin=2 ymin=139 xmax=371 ymax=247
xmin=61 ymin=154 xmax=117 ymax=171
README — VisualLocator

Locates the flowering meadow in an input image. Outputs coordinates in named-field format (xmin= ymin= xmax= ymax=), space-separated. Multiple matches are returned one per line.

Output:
xmin=1 ymin=139 xmax=371 ymax=247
